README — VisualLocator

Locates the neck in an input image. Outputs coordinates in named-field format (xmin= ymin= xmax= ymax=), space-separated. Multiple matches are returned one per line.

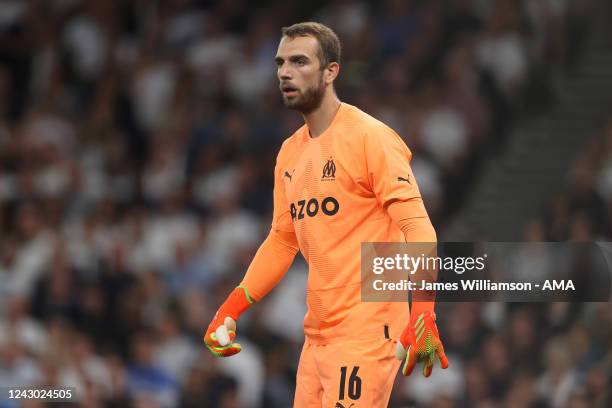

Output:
xmin=303 ymin=91 xmax=341 ymax=138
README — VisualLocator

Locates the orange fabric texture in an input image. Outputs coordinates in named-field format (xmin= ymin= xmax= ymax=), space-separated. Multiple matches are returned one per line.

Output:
xmin=387 ymin=202 xmax=437 ymax=316
xmin=294 ymin=338 xmax=400 ymax=408
xmin=386 ymin=201 xmax=435 ymax=241
xmin=240 ymin=229 xmax=299 ymax=301
xmin=268 ymin=102 xmax=435 ymax=344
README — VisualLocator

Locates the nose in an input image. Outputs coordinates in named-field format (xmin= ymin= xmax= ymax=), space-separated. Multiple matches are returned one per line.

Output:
xmin=278 ymin=63 xmax=292 ymax=80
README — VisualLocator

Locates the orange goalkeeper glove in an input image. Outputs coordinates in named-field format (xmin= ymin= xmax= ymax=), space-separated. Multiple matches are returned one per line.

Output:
xmin=395 ymin=310 xmax=449 ymax=377
xmin=204 ymin=286 xmax=253 ymax=357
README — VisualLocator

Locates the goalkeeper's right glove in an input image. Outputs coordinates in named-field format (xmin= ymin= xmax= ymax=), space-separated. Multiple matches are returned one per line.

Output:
xmin=204 ymin=285 xmax=253 ymax=357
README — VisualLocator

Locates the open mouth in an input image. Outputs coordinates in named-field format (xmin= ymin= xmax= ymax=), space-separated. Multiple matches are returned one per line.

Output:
xmin=281 ymin=85 xmax=299 ymax=97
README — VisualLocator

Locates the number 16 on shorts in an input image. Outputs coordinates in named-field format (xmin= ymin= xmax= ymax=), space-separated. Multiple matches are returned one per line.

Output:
xmin=338 ymin=366 xmax=361 ymax=402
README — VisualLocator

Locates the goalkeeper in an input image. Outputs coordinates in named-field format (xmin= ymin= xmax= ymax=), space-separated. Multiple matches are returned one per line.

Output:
xmin=205 ymin=22 xmax=448 ymax=407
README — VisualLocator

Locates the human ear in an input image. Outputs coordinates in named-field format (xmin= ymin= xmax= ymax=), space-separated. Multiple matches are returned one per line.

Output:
xmin=325 ymin=62 xmax=339 ymax=85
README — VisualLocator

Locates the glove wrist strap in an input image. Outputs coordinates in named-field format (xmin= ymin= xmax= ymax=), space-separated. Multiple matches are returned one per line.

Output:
xmin=410 ymin=301 xmax=434 ymax=319
xmin=217 ymin=285 xmax=254 ymax=321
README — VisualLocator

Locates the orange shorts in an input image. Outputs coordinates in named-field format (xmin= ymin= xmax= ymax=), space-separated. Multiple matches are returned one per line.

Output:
xmin=294 ymin=335 xmax=400 ymax=408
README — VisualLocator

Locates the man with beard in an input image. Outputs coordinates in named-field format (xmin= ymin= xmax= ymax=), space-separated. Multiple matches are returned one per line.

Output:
xmin=204 ymin=22 xmax=448 ymax=407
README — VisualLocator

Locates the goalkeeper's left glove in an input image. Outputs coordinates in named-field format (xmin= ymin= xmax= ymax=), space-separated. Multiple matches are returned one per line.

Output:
xmin=204 ymin=286 xmax=253 ymax=357
xmin=395 ymin=310 xmax=449 ymax=377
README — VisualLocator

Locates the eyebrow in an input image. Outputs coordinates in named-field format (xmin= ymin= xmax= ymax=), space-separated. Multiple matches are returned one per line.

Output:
xmin=275 ymin=54 xmax=311 ymax=64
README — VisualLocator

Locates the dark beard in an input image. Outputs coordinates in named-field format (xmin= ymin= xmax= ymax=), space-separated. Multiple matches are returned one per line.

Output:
xmin=282 ymin=74 xmax=325 ymax=114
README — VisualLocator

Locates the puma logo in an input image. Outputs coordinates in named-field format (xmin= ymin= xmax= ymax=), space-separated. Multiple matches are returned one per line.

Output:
xmin=284 ymin=171 xmax=293 ymax=181
xmin=397 ymin=176 xmax=411 ymax=184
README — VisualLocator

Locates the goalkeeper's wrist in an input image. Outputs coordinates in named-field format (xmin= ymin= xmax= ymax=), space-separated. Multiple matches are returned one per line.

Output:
xmin=216 ymin=285 xmax=255 ymax=322
xmin=410 ymin=300 xmax=435 ymax=319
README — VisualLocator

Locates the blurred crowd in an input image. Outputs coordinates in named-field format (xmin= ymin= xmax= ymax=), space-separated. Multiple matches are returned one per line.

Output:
xmin=530 ymin=121 xmax=612 ymax=243
xmin=0 ymin=0 xmax=608 ymax=407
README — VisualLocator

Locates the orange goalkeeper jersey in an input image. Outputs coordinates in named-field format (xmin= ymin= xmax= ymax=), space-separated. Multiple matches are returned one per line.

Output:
xmin=272 ymin=103 xmax=430 ymax=344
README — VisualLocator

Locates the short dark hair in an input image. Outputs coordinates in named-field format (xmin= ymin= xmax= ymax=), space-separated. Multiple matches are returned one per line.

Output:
xmin=281 ymin=22 xmax=341 ymax=69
